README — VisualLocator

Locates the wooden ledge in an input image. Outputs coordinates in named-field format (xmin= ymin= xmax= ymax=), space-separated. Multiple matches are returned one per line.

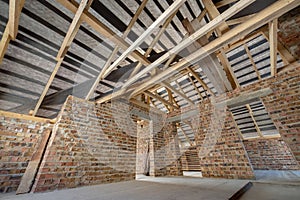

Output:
xmin=0 ymin=110 xmax=56 ymax=124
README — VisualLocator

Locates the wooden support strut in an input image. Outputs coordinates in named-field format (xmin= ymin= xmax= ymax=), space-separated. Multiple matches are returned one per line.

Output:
xmin=0 ymin=0 xmax=25 ymax=63
xmin=32 ymin=0 xmax=90 ymax=116
xmin=122 ymin=0 xmax=254 ymax=89
xmin=127 ymin=0 xmax=299 ymax=98
xmin=85 ymin=0 xmax=149 ymax=100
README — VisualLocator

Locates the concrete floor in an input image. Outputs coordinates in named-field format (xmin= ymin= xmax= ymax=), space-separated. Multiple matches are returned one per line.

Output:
xmin=1 ymin=170 xmax=299 ymax=200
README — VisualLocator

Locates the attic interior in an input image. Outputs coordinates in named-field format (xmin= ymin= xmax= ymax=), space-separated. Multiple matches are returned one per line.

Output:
xmin=0 ymin=0 xmax=299 ymax=199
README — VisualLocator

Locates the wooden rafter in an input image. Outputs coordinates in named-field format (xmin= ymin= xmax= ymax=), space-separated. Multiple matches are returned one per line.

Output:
xmin=161 ymin=81 xmax=194 ymax=106
xmin=187 ymin=73 xmax=203 ymax=101
xmin=0 ymin=0 xmax=25 ymax=63
xmin=32 ymin=0 xmax=90 ymax=116
xmin=128 ymin=9 xmax=178 ymax=79
xmin=187 ymin=67 xmax=214 ymax=96
xmin=144 ymin=91 xmax=179 ymax=110
xmin=246 ymin=104 xmax=263 ymax=138
xmin=226 ymin=14 xmax=256 ymax=26
xmin=102 ymin=0 xmax=186 ymax=79
xmin=261 ymin=28 xmax=295 ymax=65
xmin=126 ymin=0 xmax=299 ymax=98
xmin=215 ymin=0 xmax=238 ymax=8
xmin=269 ymin=18 xmax=278 ymax=76
xmin=122 ymin=0 xmax=255 ymax=89
xmin=56 ymin=0 xmax=149 ymax=65
xmin=85 ymin=0 xmax=149 ymax=100
xmin=243 ymin=44 xmax=262 ymax=80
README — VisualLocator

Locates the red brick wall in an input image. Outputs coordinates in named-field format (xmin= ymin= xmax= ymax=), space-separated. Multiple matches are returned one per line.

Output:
xmin=278 ymin=7 xmax=300 ymax=60
xmin=219 ymin=63 xmax=300 ymax=163
xmin=189 ymin=100 xmax=254 ymax=179
xmin=151 ymin=122 xmax=182 ymax=176
xmin=32 ymin=97 xmax=138 ymax=192
xmin=136 ymin=120 xmax=182 ymax=177
xmin=0 ymin=116 xmax=52 ymax=193
xmin=244 ymin=138 xmax=299 ymax=170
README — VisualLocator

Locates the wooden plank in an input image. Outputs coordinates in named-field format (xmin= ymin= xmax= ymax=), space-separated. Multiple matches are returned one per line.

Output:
xmin=269 ymin=18 xmax=278 ymax=76
xmin=218 ymin=49 xmax=240 ymax=88
xmin=187 ymin=67 xmax=214 ymax=96
xmin=244 ymin=44 xmax=262 ymax=80
xmin=103 ymin=0 xmax=186 ymax=78
xmin=32 ymin=59 xmax=63 ymax=116
xmin=0 ymin=110 xmax=56 ymax=123
xmin=261 ymin=28 xmax=295 ymax=65
xmin=230 ymin=112 xmax=244 ymax=140
xmin=0 ymin=0 xmax=24 ymax=63
xmin=9 ymin=0 xmax=25 ymax=39
xmin=202 ymin=0 xmax=229 ymax=33
xmin=16 ymin=129 xmax=52 ymax=194
xmin=9 ymin=0 xmax=19 ymax=39
xmin=85 ymin=0 xmax=149 ymax=100
xmin=122 ymin=0 xmax=255 ymax=89
xmin=223 ymin=87 xmax=273 ymax=108
xmin=227 ymin=14 xmax=256 ymax=26
xmin=144 ymin=91 xmax=179 ymax=110
xmin=246 ymin=104 xmax=263 ymax=137
xmin=0 ymin=27 xmax=11 ymax=63
xmin=129 ymin=0 xmax=299 ymax=97
xmin=215 ymin=0 xmax=238 ymax=8
xmin=161 ymin=81 xmax=194 ymax=106
xmin=57 ymin=0 xmax=91 ymax=59
xmin=33 ymin=0 xmax=92 ymax=115
xmin=56 ymin=0 xmax=149 ymax=65
xmin=128 ymin=10 xmax=178 ymax=79
xmin=187 ymin=73 xmax=204 ymax=101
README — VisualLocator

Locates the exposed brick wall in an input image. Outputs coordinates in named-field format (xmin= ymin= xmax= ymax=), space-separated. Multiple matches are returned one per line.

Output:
xmin=151 ymin=122 xmax=182 ymax=177
xmin=32 ymin=97 xmax=138 ymax=192
xmin=136 ymin=121 xmax=150 ymax=175
xmin=244 ymin=138 xmax=299 ymax=170
xmin=278 ymin=7 xmax=300 ymax=60
xmin=0 ymin=116 xmax=52 ymax=193
xmin=218 ymin=63 xmax=300 ymax=163
xmin=188 ymin=100 xmax=254 ymax=179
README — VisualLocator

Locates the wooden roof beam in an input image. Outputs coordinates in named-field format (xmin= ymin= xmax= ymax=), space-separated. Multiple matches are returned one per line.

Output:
xmin=122 ymin=0 xmax=254 ymax=89
xmin=32 ymin=0 xmax=90 ymax=116
xmin=269 ymin=18 xmax=278 ymax=76
xmin=129 ymin=0 xmax=299 ymax=97
xmin=102 ymin=0 xmax=186 ymax=79
xmin=144 ymin=91 xmax=179 ymax=110
xmin=56 ymin=0 xmax=149 ymax=65
xmin=85 ymin=0 xmax=149 ymax=100
xmin=161 ymin=81 xmax=194 ymax=106
xmin=0 ymin=0 xmax=25 ymax=63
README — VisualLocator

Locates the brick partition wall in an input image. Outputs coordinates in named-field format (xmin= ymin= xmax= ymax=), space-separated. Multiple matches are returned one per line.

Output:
xmin=0 ymin=115 xmax=52 ymax=193
xmin=136 ymin=120 xmax=182 ymax=177
xmin=151 ymin=122 xmax=182 ymax=177
xmin=219 ymin=62 xmax=300 ymax=163
xmin=32 ymin=96 xmax=139 ymax=192
xmin=187 ymin=100 xmax=255 ymax=179
xmin=243 ymin=138 xmax=299 ymax=170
